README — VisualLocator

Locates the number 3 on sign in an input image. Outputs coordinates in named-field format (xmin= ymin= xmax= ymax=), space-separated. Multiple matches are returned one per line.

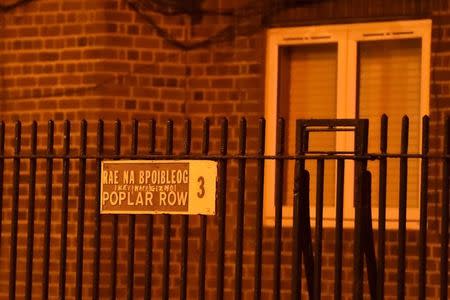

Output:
xmin=197 ymin=176 xmax=205 ymax=198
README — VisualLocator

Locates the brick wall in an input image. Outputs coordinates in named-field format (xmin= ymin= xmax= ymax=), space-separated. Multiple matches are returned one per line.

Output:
xmin=0 ymin=1 xmax=194 ymax=299
xmin=0 ymin=0 xmax=449 ymax=299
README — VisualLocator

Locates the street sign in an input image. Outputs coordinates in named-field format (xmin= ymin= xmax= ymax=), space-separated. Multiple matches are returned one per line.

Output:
xmin=100 ymin=160 xmax=217 ymax=215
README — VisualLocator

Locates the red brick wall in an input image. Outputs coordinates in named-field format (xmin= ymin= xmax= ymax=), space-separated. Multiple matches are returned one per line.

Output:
xmin=0 ymin=1 xmax=193 ymax=299
xmin=0 ymin=0 xmax=449 ymax=299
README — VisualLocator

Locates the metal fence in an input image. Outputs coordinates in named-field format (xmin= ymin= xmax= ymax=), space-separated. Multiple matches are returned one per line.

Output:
xmin=0 ymin=115 xmax=448 ymax=300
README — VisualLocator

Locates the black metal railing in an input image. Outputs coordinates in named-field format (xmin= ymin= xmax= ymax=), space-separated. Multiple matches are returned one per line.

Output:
xmin=0 ymin=115 xmax=448 ymax=300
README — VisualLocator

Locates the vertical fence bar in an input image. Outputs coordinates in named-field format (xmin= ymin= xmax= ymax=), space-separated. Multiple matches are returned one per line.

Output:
xmin=76 ymin=120 xmax=87 ymax=300
xmin=59 ymin=120 xmax=71 ymax=300
xmin=313 ymin=159 xmax=324 ymax=300
xmin=180 ymin=119 xmax=191 ymax=300
xmin=440 ymin=117 xmax=450 ymax=300
xmin=198 ymin=118 xmax=210 ymax=300
xmin=363 ymin=171 xmax=377 ymax=299
xmin=25 ymin=121 xmax=37 ymax=300
xmin=0 ymin=122 xmax=4 ymax=250
xmin=216 ymin=118 xmax=228 ymax=300
xmin=353 ymin=119 xmax=368 ymax=300
xmin=334 ymin=159 xmax=344 ymax=300
xmin=162 ymin=120 xmax=174 ymax=300
xmin=93 ymin=120 xmax=104 ymax=300
xmin=418 ymin=116 xmax=429 ymax=300
xmin=127 ymin=120 xmax=138 ymax=300
xmin=42 ymin=120 xmax=54 ymax=300
xmin=59 ymin=120 xmax=70 ymax=299
xmin=397 ymin=116 xmax=409 ymax=300
xmin=144 ymin=119 xmax=156 ymax=300
xmin=9 ymin=121 xmax=21 ymax=300
xmin=377 ymin=115 xmax=388 ymax=300
xmin=273 ymin=118 xmax=285 ymax=300
xmin=291 ymin=120 xmax=313 ymax=300
xmin=254 ymin=118 xmax=265 ymax=300
xmin=110 ymin=120 xmax=121 ymax=300
xmin=234 ymin=118 xmax=247 ymax=300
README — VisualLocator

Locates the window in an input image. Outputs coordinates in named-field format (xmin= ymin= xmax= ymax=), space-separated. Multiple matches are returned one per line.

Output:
xmin=263 ymin=20 xmax=431 ymax=228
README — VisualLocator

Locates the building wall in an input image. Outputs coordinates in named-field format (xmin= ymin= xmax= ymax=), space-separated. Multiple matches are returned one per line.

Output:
xmin=0 ymin=0 xmax=448 ymax=299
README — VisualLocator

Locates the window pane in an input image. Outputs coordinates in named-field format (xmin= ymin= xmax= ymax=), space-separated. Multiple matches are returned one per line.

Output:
xmin=358 ymin=39 xmax=421 ymax=210
xmin=278 ymin=44 xmax=338 ymax=207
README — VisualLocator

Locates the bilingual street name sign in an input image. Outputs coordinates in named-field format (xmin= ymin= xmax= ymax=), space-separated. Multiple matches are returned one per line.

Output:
xmin=100 ymin=160 xmax=217 ymax=215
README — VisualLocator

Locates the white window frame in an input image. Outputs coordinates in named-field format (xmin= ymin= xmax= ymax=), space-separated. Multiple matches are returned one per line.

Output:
xmin=263 ymin=19 xmax=431 ymax=229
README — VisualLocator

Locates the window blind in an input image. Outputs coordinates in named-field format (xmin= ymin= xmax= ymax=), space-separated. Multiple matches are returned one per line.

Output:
xmin=279 ymin=43 xmax=338 ymax=207
xmin=358 ymin=39 xmax=422 ymax=210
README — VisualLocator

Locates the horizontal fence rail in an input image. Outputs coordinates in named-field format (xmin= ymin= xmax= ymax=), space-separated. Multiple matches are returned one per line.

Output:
xmin=0 ymin=116 xmax=448 ymax=300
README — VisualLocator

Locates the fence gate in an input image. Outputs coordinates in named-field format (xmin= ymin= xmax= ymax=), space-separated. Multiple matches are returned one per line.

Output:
xmin=0 ymin=116 xmax=448 ymax=300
